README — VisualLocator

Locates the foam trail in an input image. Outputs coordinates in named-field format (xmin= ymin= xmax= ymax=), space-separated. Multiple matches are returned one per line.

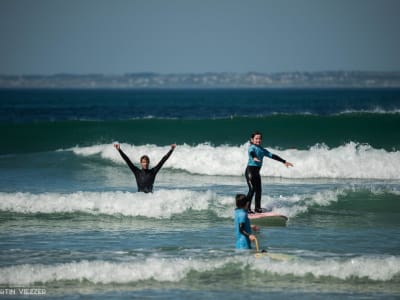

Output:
xmin=1 ymin=255 xmax=399 ymax=285
xmin=71 ymin=142 xmax=400 ymax=179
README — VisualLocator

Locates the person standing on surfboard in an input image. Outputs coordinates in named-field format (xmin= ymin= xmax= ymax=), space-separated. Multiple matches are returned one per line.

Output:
xmin=114 ymin=143 xmax=176 ymax=193
xmin=235 ymin=194 xmax=256 ymax=249
xmin=245 ymin=132 xmax=293 ymax=213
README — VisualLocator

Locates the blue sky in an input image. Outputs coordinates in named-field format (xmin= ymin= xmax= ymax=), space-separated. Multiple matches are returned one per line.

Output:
xmin=1 ymin=0 xmax=399 ymax=74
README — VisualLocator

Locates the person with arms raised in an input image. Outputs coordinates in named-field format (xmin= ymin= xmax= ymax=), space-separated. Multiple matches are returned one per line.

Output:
xmin=114 ymin=143 xmax=176 ymax=193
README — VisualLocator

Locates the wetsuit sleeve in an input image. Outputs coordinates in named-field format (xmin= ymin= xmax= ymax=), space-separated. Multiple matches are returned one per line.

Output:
xmin=117 ymin=149 xmax=140 ymax=175
xmin=239 ymin=223 xmax=251 ymax=237
xmin=263 ymin=148 xmax=286 ymax=164
xmin=153 ymin=148 xmax=174 ymax=174
xmin=271 ymin=154 xmax=286 ymax=164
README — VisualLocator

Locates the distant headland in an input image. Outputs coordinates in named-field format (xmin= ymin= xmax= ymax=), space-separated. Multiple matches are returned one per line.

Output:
xmin=1 ymin=71 xmax=400 ymax=88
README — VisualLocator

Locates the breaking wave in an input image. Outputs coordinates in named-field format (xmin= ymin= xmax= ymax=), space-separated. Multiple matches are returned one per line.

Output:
xmin=1 ymin=255 xmax=399 ymax=286
xmin=71 ymin=142 xmax=400 ymax=179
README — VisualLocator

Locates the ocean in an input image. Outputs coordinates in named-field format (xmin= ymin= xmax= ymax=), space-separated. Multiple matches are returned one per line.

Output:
xmin=0 ymin=88 xmax=400 ymax=299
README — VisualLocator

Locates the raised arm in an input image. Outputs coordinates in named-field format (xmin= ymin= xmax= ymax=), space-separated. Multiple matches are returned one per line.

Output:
xmin=153 ymin=144 xmax=176 ymax=174
xmin=114 ymin=144 xmax=140 ymax=174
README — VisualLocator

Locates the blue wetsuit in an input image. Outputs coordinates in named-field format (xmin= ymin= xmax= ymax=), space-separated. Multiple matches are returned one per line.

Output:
xmin=245 ymin=144 xmax=286 ymax=212
xmin=235 ymin=208 xmax=252 ymax=249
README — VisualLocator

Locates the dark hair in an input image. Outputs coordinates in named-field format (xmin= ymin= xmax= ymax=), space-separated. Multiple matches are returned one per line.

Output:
xmin=140 ymin=155 xmax=150 ymax=163
xmin=251 ymin=131 xmax=262 ymax=139
xmin=235 ymin=194 xmax=248 ymax=209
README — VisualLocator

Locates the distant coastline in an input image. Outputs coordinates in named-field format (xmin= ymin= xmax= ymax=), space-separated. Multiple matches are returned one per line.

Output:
xmin=1 ymin=71 xmax=400 ymax=89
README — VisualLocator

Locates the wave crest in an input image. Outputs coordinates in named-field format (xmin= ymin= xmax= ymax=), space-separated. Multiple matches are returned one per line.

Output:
xmin=1 ymin=255 xmax=399 ymax=285
xmin=1 ymin=187 xmax=399 ymax=219
xmin=0 ymin=190 xmax=219 ymax=219
xmin=71 ymin=142 xmax=400 ymax=179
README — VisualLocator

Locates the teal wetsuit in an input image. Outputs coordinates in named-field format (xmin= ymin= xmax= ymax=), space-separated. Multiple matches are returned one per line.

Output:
xmin=235 ymin=208 xmax=252 ymax=249
xmin=247 ymin=144 xmax=274 ymax=167
xmin=245 ymin=144 xmax=286 ymax=212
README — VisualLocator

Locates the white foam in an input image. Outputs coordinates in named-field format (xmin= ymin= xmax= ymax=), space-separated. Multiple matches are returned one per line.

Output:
xmin=251 ymin=255 xmax=400 ymax=281
xmin=1 ymin=186 xmax=398 ymax=219
xmin=0 ymin=190 xmax=214 ymax=219
xmin=70 ymin=142 xmax=400 ymax=179
xmin=0 ymin=258 xmax=189 ymax=285
xmin=1 ymin=255 xmax=399 ymax=285
xmin=0 ymin=188 xmax=312 ymax=219
xmin=337 ymin=108 xmax=400 ymax=115
xmin=286 ymin=142 xmax=400 ymax=179
xmin=262 ymin=189 xmax=347 ymax=218
xmin=264 ymin=185 xmax=400 ymax=218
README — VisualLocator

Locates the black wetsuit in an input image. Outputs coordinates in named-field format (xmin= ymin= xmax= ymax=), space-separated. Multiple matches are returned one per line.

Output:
xmin=117 ymin=148 xmax=174 ymax=193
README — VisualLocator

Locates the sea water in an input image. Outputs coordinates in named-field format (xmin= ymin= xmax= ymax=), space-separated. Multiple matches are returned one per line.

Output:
xmin=0 ymin=88 xmax=400 ymax=299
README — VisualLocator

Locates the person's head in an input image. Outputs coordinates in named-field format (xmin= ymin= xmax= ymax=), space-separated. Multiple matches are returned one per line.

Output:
xmin=140 ymin=155 xmax=150 ymax=169
xmin=236 ymin=194 xmax=249 ymax=209
xmin=250 ymin=131 xmax=262 ymax=146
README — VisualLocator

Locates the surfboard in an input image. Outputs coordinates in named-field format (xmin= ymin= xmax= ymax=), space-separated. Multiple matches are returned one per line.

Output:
xmin=253 ymin=237 xmax=294 ymax=261
xmin=248 ymin=212 xmax=288 ymax=226
xmin=255 ymin=251 xmax=294 ymax=261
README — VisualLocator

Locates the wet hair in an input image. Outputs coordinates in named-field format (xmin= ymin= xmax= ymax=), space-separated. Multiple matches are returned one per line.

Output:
xmin=251 ymin=131 xmax=262 ymax=139
xmin=140 ymin=155 xmax=150 ymax=163
xmin=235 ymin=194 xmax=248 ymax=209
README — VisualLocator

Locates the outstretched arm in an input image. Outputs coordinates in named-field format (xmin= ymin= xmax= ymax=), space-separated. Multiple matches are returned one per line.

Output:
xmin=114 ymin=144 xmax=139 ymax=174
xmin=271 ymin=153 xmax=294 ymax=167
xmin=264 ymin=148 xmax=294 ymax=167
xmin=153 ymin=144 xmax=176 ymax=174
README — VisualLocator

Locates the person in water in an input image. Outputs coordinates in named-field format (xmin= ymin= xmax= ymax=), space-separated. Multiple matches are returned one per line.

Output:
xmin=114 ymin=143 xmax=176 ymax=193
xmin=235 ymin=193 xmax=256 ymax=249
xmin=245 ymin=131 xmax=293 ymax=213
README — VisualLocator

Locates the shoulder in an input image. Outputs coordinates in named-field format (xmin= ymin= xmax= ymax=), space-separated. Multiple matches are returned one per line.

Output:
xmin=235 ymin=208 xmax=245 ymax=214
xmin=248 ymin=144 xmax=257 ymax=152
xmin=262 ymin=147 xmax=273 ymax=157
xmin=262 ymin=147 xmax=270 ymax=153
xmin=235 ymin=208 xmax=247 ymax=220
